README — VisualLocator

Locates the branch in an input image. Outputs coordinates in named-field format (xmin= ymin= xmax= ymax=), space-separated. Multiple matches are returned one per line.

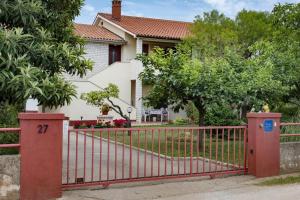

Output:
xmin=107 ymin=98 xmax=129 ymax=120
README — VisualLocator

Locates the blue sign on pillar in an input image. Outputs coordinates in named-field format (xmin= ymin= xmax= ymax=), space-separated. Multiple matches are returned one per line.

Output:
xmin=263 ymin=120 xmax=274 ymax=133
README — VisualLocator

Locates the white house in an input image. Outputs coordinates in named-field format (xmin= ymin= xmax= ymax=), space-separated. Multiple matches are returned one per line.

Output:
xmin=52 ymin=0 xmax=191 ymax=123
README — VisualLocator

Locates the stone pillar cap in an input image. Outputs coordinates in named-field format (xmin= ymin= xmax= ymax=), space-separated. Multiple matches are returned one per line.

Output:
xmin=246 ymin=112 xmax=282 ymax=118
xmin=18 ymin=113 xmax=65 ymax=120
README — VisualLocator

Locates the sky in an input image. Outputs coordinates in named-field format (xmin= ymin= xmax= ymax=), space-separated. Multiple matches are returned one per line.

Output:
xmin=75 ymin=0 xmax=300 ymax=24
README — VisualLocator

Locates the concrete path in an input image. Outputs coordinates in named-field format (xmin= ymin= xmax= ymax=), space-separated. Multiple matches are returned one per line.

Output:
xmin=62 ymin=131 xmax=229 ymax=184
xmin=61 ymin=173 xmax=300 ymax=200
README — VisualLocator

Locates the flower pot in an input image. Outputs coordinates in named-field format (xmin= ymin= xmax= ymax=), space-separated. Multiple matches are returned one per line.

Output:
xmin=102 ymin=111 xmax=109 ymax=115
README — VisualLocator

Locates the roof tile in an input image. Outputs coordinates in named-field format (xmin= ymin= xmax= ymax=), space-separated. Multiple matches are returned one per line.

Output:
xmin=99 ymin=13 xmax=191 ymax=40
xmin=74 ymin=23 xmax=125 ymax=42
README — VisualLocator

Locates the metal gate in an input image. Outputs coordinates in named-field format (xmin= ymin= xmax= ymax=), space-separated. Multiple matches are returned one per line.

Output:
xmin=62 ymin=126 xmax=248 ymax=189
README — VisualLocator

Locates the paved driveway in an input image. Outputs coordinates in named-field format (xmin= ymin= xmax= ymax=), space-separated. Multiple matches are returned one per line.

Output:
xmin=61 ymin=174 xmax=300 ymax=200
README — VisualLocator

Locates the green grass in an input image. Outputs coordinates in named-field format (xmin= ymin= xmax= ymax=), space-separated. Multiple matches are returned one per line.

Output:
xmin=133 ymin=124 xmax=196 ymax=128
xmin=280 ymin=125 xmax=300 ymax=143
xmin=94 ymin=128 xmax=246 ymax=166
xmin=257 ymin=175 xmax=300 ymax=186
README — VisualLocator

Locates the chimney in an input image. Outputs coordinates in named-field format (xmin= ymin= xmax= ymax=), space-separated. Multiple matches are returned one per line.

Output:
xmin=112 ymin=0 xmax=121 ymax=21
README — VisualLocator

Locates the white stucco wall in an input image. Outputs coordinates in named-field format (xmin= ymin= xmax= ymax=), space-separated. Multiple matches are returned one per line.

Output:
xmin=122 ymin=33 xmax=136 ymax=62
xmin=99 ymin=19 xmax=126 ymax=39
xmin=48 ymin=80 xmax=136 ymax=121
xmin=98 ymin=19 xmax=136 ymax=63
xmin=89 ymin=62 xmax=133 ymax=104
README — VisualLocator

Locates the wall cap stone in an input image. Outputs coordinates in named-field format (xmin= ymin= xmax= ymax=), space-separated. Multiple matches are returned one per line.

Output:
xmin=18 ymin=113 xmax=65 ymax=120
xmin=247 ymin=112 xmax=282 ymax=118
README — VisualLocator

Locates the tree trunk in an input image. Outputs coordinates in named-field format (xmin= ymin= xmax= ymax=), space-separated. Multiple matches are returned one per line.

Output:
xmin=125 ymin=116 xmax=132 ymax=128
xmin=196 ymin=104 xmax=206 ymax=152
xmin=197 ymin=105 xmax=205 ymax=127
xmin=107 ymin=98 xmax=131 ymax=128
xmin=42 ymin=105 xmax=46 ymax=113
xmin=241 ymin=104 xmax=249 ymax=119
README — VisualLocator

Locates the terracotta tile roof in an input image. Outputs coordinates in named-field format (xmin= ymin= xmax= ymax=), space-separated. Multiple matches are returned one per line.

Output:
xmin=74 ymin=23 xmax=125 ymax=43
xmin=99 ymin=13 xmax=192 ymax=40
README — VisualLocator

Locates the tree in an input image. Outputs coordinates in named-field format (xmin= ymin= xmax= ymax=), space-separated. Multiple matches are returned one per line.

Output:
xmin=235 ymin=10 xmax=273 ymax=58
xmin=238 ymin=41 xmax=289 ymax=115
xmin=138 ymin=46 xmax=241 ymax=126
xmin=138 ymin=43 xmax=288 ymax=126
xmin=138 ymin=5 xmax=298 ymax=126
xmin=0 ymin=0 xmax=92 ymax=110
xmin=189 ymin=10 xmax=238 ymax=60
xmin=271 ymin=3 xmax=300 ymax=106
xmin=81 ymin=84 xmax=131 ymax=127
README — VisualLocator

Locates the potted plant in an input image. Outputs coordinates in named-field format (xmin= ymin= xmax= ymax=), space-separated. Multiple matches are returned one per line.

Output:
xmin=101 ymin=103 xmax=110 ymax=115
xmin=80 ymin=84 xmax=131 ymax=127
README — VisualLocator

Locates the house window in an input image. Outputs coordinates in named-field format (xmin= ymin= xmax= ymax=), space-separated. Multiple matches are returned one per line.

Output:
xmin=109 ymin=45 xmax=121 ymax=65
xmin=142 ymin=44 xmax=149 ymax=55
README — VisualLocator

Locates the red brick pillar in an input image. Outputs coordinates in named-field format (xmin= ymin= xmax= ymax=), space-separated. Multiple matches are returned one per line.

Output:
xmin=247 ymin=113 xmax=281 ymax=178
xmin=19 ymin=113 xmax=65 ymax=200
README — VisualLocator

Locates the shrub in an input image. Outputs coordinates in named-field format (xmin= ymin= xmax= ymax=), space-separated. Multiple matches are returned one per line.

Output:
xmin=72 ymin=120 xmax=97 ymax=129
xmin=113 ymin=119 xmax=127 ymax=128
xmin=174 ymin=118 xmax=189 ymax=125
xmin=0 ymin=104 xmax=19 ymax=155
xmin=205 ymin=104 xmax=243 ymax=126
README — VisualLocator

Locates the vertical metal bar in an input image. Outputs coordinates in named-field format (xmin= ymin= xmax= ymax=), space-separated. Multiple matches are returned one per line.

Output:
xmin=233 ymin=128 xmax=236 ymax=167
xmin=215 ymin=128 xmax=219 ymax=172
xmin=91 ymin=130 xmax=94 ymax=181
xmin=197 ymin=129 xmax=200 ymax=173
xmin=178 ymin=129 xmax=180 ymax=175
xmin=209 ymin=128 xmax=212 ymax=172
xmin=165 ymin=129 xmax=167 ymax=176
xmin=144 ymin=130 xmax=147 ymax=177
xmin=203 ymin=129 xmax=206 ymax=173
xmin=190 ymin=129 xmax=193 ymax=175
xmin=115 ymin=130 xmax=117 ymax=180
xmin=99 ymin=130 xmax=102 ymax=181
xmin=67 ymin=130 xmax=70 ymax=184
xmin=107 ymin=130 xmax=110 ymax=181
xmin=129 ymin=130 xmax=133 ymax=179
xmin=243 ymin=128 xmax=247 ymax=174
xmin=151 ymin=129 xmax=154 ymax=177
xmin=184 ymin=129 xmax=186 ymax=174
xmin=84 ymin=131 xmax=87 ymax=182
xmin=158 ymin=129 xmax=161 ymax=176
xmin=75 ymin=130 xmax=78 ymax=182
xmin=227 ymin=128 xmax=230 ymax=169
xmin=137 ymin=130 xmax=140 ymax=178
xmin=238 ymin=128 xmax=242 ymax=169
xmin=122 ymin=130 xmax=125 ymax=179
xmin=171 ymin=129 xmax=174 ymax=176
xmin=221 ymin=128 xmax=224 ymax=171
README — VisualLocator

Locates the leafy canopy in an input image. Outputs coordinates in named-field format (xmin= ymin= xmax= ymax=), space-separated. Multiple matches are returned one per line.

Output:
xmin=0 ymin=0 xmax=93 ymax=109
xmin=137 ymin=4 xmax=299 ymax=125
xmin=189 ymin=10 xmax=238 ymax=59
xmin=81 ymin=84 xmax=119 ymax=108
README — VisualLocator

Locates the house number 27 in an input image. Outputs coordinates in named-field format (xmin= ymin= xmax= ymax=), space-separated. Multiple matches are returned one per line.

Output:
xmin=37 ymin=124 xmax=48 ymax=134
